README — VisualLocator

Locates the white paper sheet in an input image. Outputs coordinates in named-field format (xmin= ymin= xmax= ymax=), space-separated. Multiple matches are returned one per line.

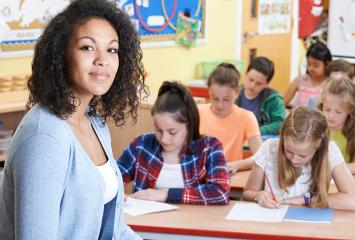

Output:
xmin=225 ymin=202 xmax=289 ymax=223
xmin=124 ymin=197 xmax=179 ymax=216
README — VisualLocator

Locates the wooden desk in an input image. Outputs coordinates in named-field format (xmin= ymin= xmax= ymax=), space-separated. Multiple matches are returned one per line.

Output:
xmin=125 ymin=201 xmax=355 ymax=240
xmin=230 ymin=170 xmax=355 ymax=194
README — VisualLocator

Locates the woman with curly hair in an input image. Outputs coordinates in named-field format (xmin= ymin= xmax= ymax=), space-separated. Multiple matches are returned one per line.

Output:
xmin=0 ymin=0 xmax=146 ymax=239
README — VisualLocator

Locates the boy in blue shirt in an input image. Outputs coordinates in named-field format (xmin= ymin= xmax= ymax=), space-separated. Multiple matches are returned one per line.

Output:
xmin=236 ymin=57 xmax=285 ymax=134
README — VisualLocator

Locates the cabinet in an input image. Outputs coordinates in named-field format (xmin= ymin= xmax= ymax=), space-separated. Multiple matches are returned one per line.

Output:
xmin=0 ymin=90 xmax=28 ymax=162
xmin=0 ymin=90 xmax=156 ymax=162
xmin=0 ymin=92 xmax=203 ymax=162
xmin=108 ymin=95 xmax=155 ymax=158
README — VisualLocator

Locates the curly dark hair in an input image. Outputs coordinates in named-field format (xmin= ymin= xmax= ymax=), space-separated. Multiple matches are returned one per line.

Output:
xmin=27 ymin=0 xmax=147 ymax=126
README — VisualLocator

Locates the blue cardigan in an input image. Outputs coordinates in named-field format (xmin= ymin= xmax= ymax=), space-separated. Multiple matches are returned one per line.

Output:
xmin=0 ymin=105 xmax=140 ymax=240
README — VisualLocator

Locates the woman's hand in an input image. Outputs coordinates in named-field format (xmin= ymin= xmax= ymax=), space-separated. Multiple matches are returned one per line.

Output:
xmin=256 ymin=191 xmax=281 ymax=208
xmin=130 ymin=188 xmax=168 ymax=202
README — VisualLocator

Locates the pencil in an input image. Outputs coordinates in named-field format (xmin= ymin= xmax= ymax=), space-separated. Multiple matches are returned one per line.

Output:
xmin=264 ymin=173 xmax=277 ymax=202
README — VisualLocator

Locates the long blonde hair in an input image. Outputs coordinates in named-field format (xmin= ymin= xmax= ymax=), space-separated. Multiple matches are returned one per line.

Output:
xmin=278 ymin=106 xmax=330 ymax=208
xmin=319 ymin=77 xmax=355 ymax=162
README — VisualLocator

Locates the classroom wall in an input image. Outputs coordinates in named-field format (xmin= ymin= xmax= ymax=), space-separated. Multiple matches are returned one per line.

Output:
xmin=143 ymin=0 xmax=238 ymax=93
xmin=0 ymin=0 xmax=238 ymax=94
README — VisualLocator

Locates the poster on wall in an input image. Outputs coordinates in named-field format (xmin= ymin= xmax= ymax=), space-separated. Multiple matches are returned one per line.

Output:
xmin=328 ymin=0 xmax=355 ymax=63
xmin=0 ymin=0 xmax=206 ymax=58
xmin=258 ymin=0 xmax=291 ymax=35
xmin=0 ymin=0 xmax=70 ymax=58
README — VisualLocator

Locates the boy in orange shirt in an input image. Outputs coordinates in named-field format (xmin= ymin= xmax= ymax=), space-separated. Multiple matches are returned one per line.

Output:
xmin=198 ymin=63 xmax=262 ymax=174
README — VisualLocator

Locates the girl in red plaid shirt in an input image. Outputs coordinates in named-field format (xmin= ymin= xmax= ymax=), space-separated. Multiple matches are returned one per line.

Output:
xmin=117 ymin=81 xmax=230 ymax=205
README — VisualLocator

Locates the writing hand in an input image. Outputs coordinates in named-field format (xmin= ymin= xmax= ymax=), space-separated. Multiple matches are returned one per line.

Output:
xmin=256 ymin=191 xmax=280 ymax=209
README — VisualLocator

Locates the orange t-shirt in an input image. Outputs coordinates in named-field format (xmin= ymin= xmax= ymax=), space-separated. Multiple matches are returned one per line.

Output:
xmin=198 ymin=104 xmax=260 ymax=162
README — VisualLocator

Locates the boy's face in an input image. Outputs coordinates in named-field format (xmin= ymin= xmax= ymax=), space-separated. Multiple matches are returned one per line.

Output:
xmin=209 ymin=83 xmax=238 ymax=118
xmin=244 ymin=69 xmax=268 ymax=99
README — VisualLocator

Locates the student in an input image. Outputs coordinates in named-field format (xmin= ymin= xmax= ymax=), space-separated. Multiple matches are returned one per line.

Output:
xmin=284 ymin=41 xmax=332 ymax=108
xmin=308 ymin=59 xmax=355 ymax=108
xmin=198 ymin=63 xmax=262 ymax=174
xmin=117 ymin=81 xmax=230 ymax=205
xmin=236 ymin=56 xmax=285 ymax=134
xmin=243 ymin=106 xmax=355 ymax=210
xmin=318 ymin=78 xmax=355 ymax=174
xmin=326 ymin=59 xmax=355 ymax=82
xmin=0 ymin=0 xmax=146 ymax=239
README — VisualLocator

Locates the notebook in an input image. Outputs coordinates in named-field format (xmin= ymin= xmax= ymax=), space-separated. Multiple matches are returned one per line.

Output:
xmin=284 ymin=207 xmax=334 ymax=223
xmin=124 ymin=197 xmax=179 ymax=216
xmin=225 ymin=202 xmax=289 ymax=223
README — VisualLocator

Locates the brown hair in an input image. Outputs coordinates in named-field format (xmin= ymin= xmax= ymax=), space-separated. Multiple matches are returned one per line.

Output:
xmin=326 ymin=60 xmax=355 ymax=79
xmin=207 ymin=63 xmax=240 ymax=91
xmin=151 ymin=81 xmax=201 ymax=154
xmin=318 ymin=77 xmax=355 ymax=162
xmin=278 ymin=106 xmax=330 ymax=208
xmin=246 ymin=56 xmax=275 ymax=83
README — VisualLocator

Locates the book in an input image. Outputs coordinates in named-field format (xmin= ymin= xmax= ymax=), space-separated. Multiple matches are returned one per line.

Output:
xmin=225 ymin=202 xmax=289 ymax=223
xmin=284 ymin=207 xmax=334 ymax=223
xmin=124 ymin=197 xmax=179 ymax=216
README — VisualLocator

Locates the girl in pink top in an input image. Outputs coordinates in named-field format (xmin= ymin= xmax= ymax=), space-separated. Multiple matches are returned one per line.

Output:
xmin=284 ymin=41 xmax=332 ymax=108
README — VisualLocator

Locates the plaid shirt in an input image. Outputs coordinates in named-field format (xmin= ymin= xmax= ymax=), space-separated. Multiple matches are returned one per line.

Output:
xmin=117 ymin=133 xmax=230 ymax=205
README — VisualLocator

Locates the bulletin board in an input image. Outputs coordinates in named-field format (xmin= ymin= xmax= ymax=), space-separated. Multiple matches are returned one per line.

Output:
xmin=327 ymin=0 xmax=355 ymax=63
xmin=120 ymin=0 xmax=206 ymax=42
xmin=0 ymin=0 xmax=206 ymax=58
xmin=0 ymin=0 xmax=70 ymax=58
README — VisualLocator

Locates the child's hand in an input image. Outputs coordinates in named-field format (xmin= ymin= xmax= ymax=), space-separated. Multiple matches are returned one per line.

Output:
xmin=227 ymin=161 xmax=239 ymax=175
xmin=130 ymin=188 xmax=168 ymax=202
xmin=256 ymin=191 xmax=280 ymax=208
xmin=281 ymin=196 xmax=304 ymax=206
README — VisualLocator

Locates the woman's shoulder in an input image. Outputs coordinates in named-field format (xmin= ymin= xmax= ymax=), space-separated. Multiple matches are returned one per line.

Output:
xmin=18 ymin=104 xmax=70 ymax=139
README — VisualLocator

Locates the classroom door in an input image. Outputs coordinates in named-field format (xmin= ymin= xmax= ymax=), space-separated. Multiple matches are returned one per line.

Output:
xmin=240 ymin=0 xmax=293 ymax=94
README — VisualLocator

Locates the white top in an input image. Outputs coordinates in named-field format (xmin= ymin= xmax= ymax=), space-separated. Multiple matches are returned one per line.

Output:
xmin=253 ymin=139 xmax=344 ymax=199
xmin=155 ymin=163 xmax=185 ymax=189
xmin=97 ymin=161 xmax=118 ymax=204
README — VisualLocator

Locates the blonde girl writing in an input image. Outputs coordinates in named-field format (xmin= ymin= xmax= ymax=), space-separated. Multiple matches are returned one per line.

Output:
xmin=243 ymin=106 xmax=355 ymax=210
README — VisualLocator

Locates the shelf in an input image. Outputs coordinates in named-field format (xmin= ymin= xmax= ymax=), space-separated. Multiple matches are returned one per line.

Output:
xmin=0 ymin=90 xmax=28 ymax=114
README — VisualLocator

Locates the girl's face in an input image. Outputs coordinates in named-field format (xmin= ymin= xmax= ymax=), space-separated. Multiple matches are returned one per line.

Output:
xmin=284 ymin=137 xmax=320 ymax=168
xmin=154 ymin=113 xmax=188 ymax=154
xmin=66 ymin=18 xmax=119 ymax=101
xmin=307 ymin=56 xmax=326 ymax=79
xmin=322 ymin=94 xmax=350 ymax=131
xmin=209 ymin=83 xmax=238 ymax=118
